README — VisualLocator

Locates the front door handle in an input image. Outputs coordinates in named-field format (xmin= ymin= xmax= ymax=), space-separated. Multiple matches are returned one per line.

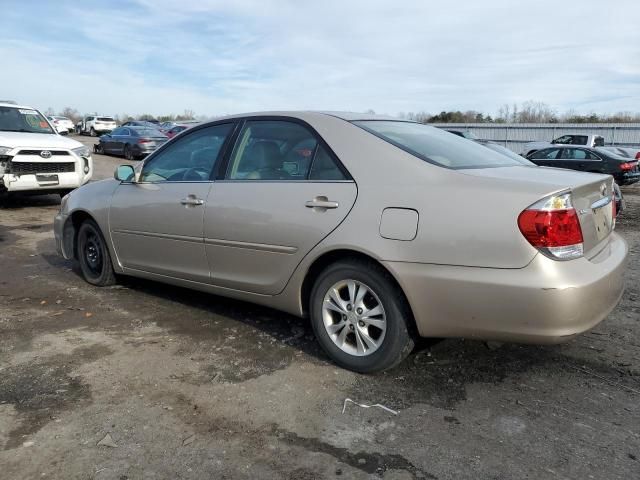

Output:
xmin=180 ymin=195 xmax=204 ymax=206
xmin=305 ymin=196 xmax=339 ymax=210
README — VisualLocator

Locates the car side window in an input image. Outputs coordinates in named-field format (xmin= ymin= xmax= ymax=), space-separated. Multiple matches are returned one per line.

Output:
xmin=309 ymin=145 xmax=347 ymax=180
xmin=560 ymin=148 xmax=588 ymax=160
xmin=530 ymin=148 xmax=560 ymax=160
xmin=552 ymin=135 xmax=572 ymax=144
xmin=140 ymin=123 xmax=233 ymax=183
xmin=227 ymin=120 xmax=319 ymax=180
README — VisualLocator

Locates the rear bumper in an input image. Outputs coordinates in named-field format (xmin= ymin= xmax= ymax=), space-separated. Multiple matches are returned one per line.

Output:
xmin=617 ymin=171 xmax=640 ymax=186
xmin=384 ymin=232 xmax=628 ymax=343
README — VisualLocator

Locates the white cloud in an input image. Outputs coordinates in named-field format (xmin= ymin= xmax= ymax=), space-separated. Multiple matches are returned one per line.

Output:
xmin=2 ymin=0 xmax=639 ymax=117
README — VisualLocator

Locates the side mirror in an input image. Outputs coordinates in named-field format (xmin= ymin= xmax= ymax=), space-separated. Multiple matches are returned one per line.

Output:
xmin=115 ymin=164 xmax=135 ymax=182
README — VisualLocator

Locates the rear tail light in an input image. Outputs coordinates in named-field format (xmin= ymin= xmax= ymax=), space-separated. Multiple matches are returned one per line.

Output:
xmin=518 ymin=192 xmax=584 ymax=261
xmin=138 ymin=139 xmax=152 ymax=144
xmin=619 ymin=162 xmax=637 ymax=171
xmin=635 ymin=152 xmax=640 ymax=160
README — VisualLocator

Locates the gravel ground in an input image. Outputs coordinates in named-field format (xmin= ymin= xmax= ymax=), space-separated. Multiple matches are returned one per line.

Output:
xmin=0 ymin=137 xmax=638 ymax=479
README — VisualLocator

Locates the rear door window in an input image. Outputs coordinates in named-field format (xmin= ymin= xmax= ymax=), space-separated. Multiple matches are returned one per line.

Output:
xmin=530 ymin=148 xmax=561 ymax=160
xmin=227 ymin=120 xmax=316 ymax=180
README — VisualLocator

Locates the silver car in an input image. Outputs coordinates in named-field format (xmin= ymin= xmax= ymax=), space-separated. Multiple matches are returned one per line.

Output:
xmin=54 ymin=112 xmax=627 ymax=372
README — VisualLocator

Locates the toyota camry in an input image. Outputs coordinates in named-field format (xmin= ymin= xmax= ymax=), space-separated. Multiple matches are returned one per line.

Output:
xmin=54 ymin=112 xmax=627 ymax=372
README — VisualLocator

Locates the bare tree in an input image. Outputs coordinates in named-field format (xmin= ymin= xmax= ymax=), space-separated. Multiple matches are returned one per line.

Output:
xmin=61 ymin=107 xmax=81 ymax=123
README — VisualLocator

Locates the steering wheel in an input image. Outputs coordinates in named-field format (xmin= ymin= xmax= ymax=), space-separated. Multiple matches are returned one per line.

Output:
xmin=182 ymin=167 xmax=210 ymax=181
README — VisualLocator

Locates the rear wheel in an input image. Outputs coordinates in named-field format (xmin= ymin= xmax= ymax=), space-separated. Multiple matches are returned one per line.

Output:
xmin=124 ymin=145 xmax=134 ymax=160
xmin=310 ymin=260 xmax=414 ymax=373
xmin=77 ymin=219 xmax=116 ymax=286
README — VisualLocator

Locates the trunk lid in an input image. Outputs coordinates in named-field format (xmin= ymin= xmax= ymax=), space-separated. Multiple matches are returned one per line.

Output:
xmin=460 ymin=165 xmax=615 ymax=258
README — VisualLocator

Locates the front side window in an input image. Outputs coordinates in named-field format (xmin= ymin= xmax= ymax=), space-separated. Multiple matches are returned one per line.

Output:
xmin=140 ymin=123 xmax=233 ymax=182
xmin=354 ymin=121 xmax=527 ymax=169
xmin=0 ymin=106 xmax=54 ymax=134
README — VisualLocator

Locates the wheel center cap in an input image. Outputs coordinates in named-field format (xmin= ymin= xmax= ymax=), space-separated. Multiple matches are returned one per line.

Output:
xmin=347 ymin=312 xmax=357 ymax=323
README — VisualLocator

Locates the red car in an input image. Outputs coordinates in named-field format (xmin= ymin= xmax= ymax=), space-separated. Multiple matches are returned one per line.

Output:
xmin=166 ymin=123 xmax=199 ymax=138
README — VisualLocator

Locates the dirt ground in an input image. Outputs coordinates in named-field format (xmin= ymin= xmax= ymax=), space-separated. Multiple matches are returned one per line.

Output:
xmin=1 ymin=137 xmax=638 ymax=479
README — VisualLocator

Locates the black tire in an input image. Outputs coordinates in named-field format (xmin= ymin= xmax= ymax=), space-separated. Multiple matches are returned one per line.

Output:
xmin=94 ymin=143 xmax=103 ymax=155
xmin=309 ymin=259 xmax=414 ymax=373
xmin=124 ymin=145 xmax=133 ymax=160
xmin=77 ymin=219 xmax=116 ymax=286
xmin=90 ymin=127 xmax=96 ymax=137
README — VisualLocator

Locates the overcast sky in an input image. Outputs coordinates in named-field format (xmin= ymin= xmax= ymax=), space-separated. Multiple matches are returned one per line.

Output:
xmin=2 ymin=0 xmax=639 ymax=118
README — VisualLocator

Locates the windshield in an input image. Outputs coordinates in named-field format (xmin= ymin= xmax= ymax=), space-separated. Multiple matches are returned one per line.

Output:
xmin=354 ymin=121 xmax=528 ymax=169
xmin=0 ymin=106 xmax=54 ymax=134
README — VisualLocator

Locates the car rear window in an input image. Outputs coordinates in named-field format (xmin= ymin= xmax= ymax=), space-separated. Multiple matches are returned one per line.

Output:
xmin=98 ymin=117 xmax=115 ymax=122
xmin=135 ymin=128 xmax=164 ymax=137
xmin=353 ymin=121 xmax=527 ymax=169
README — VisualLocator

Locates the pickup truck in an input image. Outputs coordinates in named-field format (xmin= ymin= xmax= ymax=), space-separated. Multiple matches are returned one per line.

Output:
xmin=521 ymin=134 xmax=605 ymax=157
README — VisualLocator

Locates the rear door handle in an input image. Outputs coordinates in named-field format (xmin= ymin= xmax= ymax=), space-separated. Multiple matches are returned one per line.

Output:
xmin=305 ymin=196 xmax=339 ymax=210
xmin=181 ymin=195 xmax=204 ymax=206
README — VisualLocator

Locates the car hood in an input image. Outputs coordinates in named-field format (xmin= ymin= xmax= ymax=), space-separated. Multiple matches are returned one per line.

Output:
xmin=0 ymin=131 xmax=84 ymax=149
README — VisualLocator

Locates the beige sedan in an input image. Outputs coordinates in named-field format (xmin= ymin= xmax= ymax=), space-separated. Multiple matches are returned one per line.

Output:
xmin=54 ymin=112 xmax=627 ymax=372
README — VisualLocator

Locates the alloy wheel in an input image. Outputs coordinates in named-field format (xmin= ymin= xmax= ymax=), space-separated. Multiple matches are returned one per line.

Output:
xmin=322 ymin=279 xmax=387 ymax=356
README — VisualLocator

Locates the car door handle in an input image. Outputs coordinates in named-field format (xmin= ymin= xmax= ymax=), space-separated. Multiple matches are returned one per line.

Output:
xmin=180 ymin=196 xmax=204 ymax=206
xmin=305 ymin=196 xmax=339 ymax=210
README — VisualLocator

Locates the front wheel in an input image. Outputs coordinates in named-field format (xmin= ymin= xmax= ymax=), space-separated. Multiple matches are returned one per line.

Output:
xmin=90 ymin=127 xmax=96 ymax=137
xmin=77 ymin=219 xmax=116 ymax=286
xmin=310 ymin=260 xmax=414 ymax=373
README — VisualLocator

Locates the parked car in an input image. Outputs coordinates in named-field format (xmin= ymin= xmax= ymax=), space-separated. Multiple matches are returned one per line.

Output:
xmin=47 ymin=116 xmax=75 ymax=134
xmin=522 ymin=134 xmax=605 ymax=157
xmin=165 ymin=123 xmax=200 ymax=138
xmin=598 ymin=146 xmax=640 ymax=160
xmin=160 ymin=120 xmax=200 ymax=136
xmin=526 ymin=146 xmax=639 ymax=186
xmin=0 ymin=102 xmax=92 ymax=198
xmin=121 ymin=120 xmax=158 ymax=129
xmin=55 ymin=112 xmax=627 ymax=373
xmin=76 ymin=116 xmax=117 ymax=136
xmin=95 ymin=126 xmax=168 ymax=160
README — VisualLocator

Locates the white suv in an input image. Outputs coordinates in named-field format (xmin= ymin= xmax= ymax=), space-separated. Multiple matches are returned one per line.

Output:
xmin=0 ymin=103 xmax=93 ymax=198
xmin=77 ymin=115 xmax=117 ymax=136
